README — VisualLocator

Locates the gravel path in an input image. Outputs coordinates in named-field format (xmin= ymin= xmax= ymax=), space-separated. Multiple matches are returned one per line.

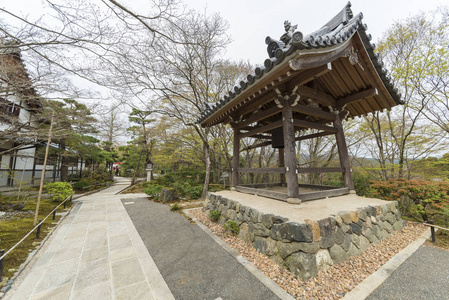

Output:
xmin=189 ymin=209 xmax=427 ymax=300
xmin=123 ymin=198 xmax=280 ymax=300
xmin=367 ymin=245 xmax=449 ymax=300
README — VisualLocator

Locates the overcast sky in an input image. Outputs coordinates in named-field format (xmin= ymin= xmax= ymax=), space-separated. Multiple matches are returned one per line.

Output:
xmin=3 ymin=0 xmax=447 ymax=64
xmin=183 ymin=0 xmax=448 ymax=64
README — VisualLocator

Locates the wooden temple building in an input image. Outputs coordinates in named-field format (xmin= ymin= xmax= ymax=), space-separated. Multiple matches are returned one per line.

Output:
xmin=199 ymin=2 xmax=402 ymax=204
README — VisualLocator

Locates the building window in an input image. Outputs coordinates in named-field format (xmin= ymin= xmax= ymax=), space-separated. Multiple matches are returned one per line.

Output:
xmin=0 ymin=97 xmax=20 ymax=119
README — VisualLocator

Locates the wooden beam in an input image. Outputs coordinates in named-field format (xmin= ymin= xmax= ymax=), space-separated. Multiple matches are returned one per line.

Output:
xmin=292 ymin=104 xmax=336 ymax=121
xmin=249 ymin=134 xmax=272 ymax=139
xmin=296 ymin=167 xmax=345 ymax=174
xmin=293 ymin=119 xmax=338 ymax=133
xmin=240 ymin=120 xmax=283 ymax=139
xmin=287 ymin=63 xmax=332 ymax=91
xmin=242 ymin=141 xmax=271 ymax=150
xmin=237 ymin=105 xmax=281 ymax=129
xmin=337 ymin=88 xmax=378 ymax=108
xmin=295 ymin=131 xmax=335 ymax=141
xmin=238 ymin=167 xmax=286 ymax=173
xmin=296 ymin=85 xmax=336 ymax=106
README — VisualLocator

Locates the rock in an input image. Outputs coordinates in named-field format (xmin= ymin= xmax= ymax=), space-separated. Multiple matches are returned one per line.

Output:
xmin=358 ymin=209 xmax=368 ymax=221
xmin=352 ymin=235 xmax=361 ymax=248
xmin=289 ymin=223 xmax=314 ymax=243
xmin=384 ymin=212 xmax=396 ymax=225
xmin=318 ymin=217 xmax=335 ymax=237
xmin=372 ymin=225 xmax=382 ymax=239
xmin=253 ymin=223 xmax=271 ymax=237
xmin=235 ymin=202 xmax=240 ymax=213
xmin=335 ymin=228 xmax=345 ymax=245
xmin=254 ymin=237 xmax=277 ymax=256
xmin=366 ymin=216 xmax=372 ymax=228
xmin=159 ymin=188 xmax=176 ymax=202
xmin=320 ymin=236 xmax=335 ymax=249
xmin=228 ymin=209 xmax=236 ymax=220
xmin=272 ymin=215 xmax=288 ymax=224
xmin=277 ymin=241 xmax=320 ymax=258
xmin=340 ymin=223 xmax=350 ymax=233
xmin=380 ymin=229 xmax=390 ymax=240
xmin=338 ymin=211 xmax=352 ymax=224
xmin=350 ymin=223 xmax=362 ymax=235
xmin=238 ymin=223 xmax=252 ymax=243
xmin=271 ymin=222 xmax=313 ymax=242
xmin=359 ymin=236 xmax=371 ymax=252
xmin=349 ymin=211 xmax=359 ymax=223
xmin=389 ymin=201 xmax=398 ymax=213
xmin=364 ymin=228 xmax=379 ymax=244
xmin=285 ymin=252 xmax=318 ymax=281
xmin=235 ymin=213 xmax=244 ymax=225
xmin=341 ymin=234 xmax=352 ymax=251
xmin=335 ymin=215 xmax=343 ymax=227
xmin=393 ymin=220 xmax=404 ymax=231
xmin=261 ymin=214 xmax=274 ymax=229
xmin=371 ymin=216 xmax=378 ymax=225
xmin=218 ymin=215 xmax=226 ymax=225
xmin=305 ymin=219 xmax=320 ymax=242
xmin=277 ymin=242 xmax=298 ymax=259
xmin=316 ymin=249 xmax=333 ymax=272
xmin=347 ymin=243 xmax=361 ymax=257
xmin=329 ymin=244 xmax=349 ymax=264
xmin=269 ymin=253 xmax=285 ymax=267
xmin=383 ymin=221 xmax=394 ymax=233
xmin=250 ymin=208 xmax=259 ymax=223
xmin=381 ymin=204 xmax=390 ymax=216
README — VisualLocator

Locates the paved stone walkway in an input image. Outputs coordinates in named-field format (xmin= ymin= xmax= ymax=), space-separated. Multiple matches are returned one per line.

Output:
xmin=6 ymin=177 xmax=173 ymax=300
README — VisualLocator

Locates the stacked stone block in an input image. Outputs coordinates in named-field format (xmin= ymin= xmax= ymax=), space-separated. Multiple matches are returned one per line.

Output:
xmin=203 ymin=193 xmax=405 ymax=281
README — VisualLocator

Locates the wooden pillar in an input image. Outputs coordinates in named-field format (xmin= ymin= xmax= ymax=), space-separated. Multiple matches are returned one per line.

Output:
xmin=279 ymin=148 xmax=286 ymax=186
xmin=333 ymin=113 xmax=355 ymax=191
xmin=282 ymin=104 xmax=301 ymax=203
xmin=231 ymin=126 xmax=240 ymax=190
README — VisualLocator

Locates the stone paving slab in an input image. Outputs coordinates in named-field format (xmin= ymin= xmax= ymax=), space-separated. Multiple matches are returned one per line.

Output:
xmin=5 ymin=178 xmax=174 ymax=300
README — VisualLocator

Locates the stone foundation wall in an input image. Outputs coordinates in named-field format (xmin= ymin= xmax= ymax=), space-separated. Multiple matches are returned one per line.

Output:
xmin=203 ymin=193 xmax=405 ymax=281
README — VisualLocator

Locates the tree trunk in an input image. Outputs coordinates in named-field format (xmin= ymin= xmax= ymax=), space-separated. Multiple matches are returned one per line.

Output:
xmin=201 ymin=142 xmax=211 ymax=200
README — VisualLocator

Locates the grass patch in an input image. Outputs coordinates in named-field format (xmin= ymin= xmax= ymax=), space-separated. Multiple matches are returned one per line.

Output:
xmin=0 ymin=195 xmax=73 ymax=280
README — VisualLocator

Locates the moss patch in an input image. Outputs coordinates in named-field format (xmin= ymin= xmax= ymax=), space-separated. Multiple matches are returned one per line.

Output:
xmin=0 ymin=195 xmax=73 ymax=279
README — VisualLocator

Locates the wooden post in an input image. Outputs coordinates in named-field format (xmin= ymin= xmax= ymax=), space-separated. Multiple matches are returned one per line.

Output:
xmin=279 ymin=148 xmax=286 ymax=186
xmin=231 ymin=126 xmax=240 ymax=190
xmin=333 ymin=113 xmax=354 ymax=191
xmin=282 ymin=104 xmax=300 ymax=203
xmin=34 ymin=111 xmax=54 ymax=226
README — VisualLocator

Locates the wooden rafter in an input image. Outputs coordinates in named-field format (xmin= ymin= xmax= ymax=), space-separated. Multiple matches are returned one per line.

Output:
xmin=337 ymin=88 xmax=378 ymax=108
xmin=292 ymin=104 xmax=336 ymax=121
xmin=239 ymin=120 xmax=283 ymax=139
xmin=293 ymin=119 xmax=338 ymax=133
xmin=287 ymin=63 xmax=332 ymax=92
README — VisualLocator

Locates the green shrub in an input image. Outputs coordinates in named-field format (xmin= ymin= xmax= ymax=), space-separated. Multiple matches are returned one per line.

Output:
xmin=170 ymin=203 xmax=181 ymax=211
xmin=73 ymin=180 xmax=90 ymax=191
xmin=144 ymin=184 xmax=163 ymax=198
xmin=44 ymin=182 xmax=74 ymax=202
xmin=209 ymin=210 xmax=221 ymax=222
xmin=223 ymin=220 xmax=240 ymax=236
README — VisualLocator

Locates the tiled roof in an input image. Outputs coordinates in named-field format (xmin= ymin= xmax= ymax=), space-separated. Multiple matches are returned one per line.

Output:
xmin=198 ymin=1 xmax=401 ymax=125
